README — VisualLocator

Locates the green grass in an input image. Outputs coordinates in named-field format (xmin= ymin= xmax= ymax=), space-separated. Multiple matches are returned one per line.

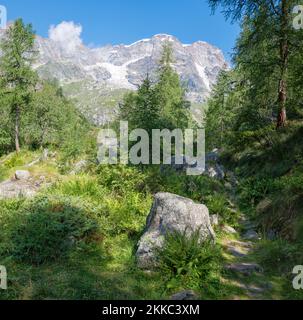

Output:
xmin=0 ymin=151 xmax=244 ymax=300
xmin=2 ymin=140 xmax=302 ymax=300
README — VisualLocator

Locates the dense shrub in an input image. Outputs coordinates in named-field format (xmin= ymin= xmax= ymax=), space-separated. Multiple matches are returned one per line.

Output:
xmin=11 ymin=196 xmax=100 ymax=265
xmin=96 ymin=165 xmax=149 ymax=195
xmin=238 ymin=177 xmax=276 ymax=207
xmin=255 ymin=239 xmax=302 ymax=275
xmin=205 ymin=193 xmax=239 ymax=226
xmin=50 ymin=172 xmax=152 ymax=236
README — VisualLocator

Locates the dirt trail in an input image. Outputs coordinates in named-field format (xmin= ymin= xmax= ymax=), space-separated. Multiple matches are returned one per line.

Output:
xmin=220 ymin=214 xmax=275 ymax=300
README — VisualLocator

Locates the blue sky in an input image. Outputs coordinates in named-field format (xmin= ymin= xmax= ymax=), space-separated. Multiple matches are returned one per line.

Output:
xmin=2 ymin=0 xmax=240 ymax=59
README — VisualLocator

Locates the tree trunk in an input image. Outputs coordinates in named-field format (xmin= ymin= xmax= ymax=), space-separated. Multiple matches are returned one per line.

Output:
xmin=276 ymin=0 xmax=289 ymax=129
xmin=15 ymin=106 xmax=20 ymax=153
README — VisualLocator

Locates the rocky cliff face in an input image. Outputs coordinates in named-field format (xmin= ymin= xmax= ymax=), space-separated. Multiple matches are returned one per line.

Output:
xmin=1 ymin=30 xmax=228 ymax=125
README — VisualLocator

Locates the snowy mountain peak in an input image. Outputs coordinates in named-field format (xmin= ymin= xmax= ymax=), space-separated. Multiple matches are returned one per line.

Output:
xmin=0 ymin=30 xmax=227 ymax=125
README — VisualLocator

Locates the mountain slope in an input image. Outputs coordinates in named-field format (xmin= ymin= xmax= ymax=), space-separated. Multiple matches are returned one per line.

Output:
xmin=1 ymin=30 xmax=227 ymax=125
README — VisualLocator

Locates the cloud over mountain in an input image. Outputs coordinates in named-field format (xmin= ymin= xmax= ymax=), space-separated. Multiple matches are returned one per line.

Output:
xmin=49 ymin=21 xmax=83 ymax=53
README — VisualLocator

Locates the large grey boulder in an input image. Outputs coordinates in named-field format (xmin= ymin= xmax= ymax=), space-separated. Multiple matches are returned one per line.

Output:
xmin=136 ymin=192 xmax=215 ymax=269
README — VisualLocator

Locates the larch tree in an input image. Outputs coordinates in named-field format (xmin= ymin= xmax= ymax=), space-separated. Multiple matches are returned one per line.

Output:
xmin=208 ymin=0 xmax=296 ymax=128
xmin=0 ymin=19 xmax=37 ymax=153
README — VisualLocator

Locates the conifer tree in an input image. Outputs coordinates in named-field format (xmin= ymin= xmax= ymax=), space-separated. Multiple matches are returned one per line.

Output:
xmin=155 ymin=42 xmax=190 ymax=129
xmin=0 ymin=19 xmax=37 ymax=152
xmin=208 ymin=0 xmax=296 ymax=128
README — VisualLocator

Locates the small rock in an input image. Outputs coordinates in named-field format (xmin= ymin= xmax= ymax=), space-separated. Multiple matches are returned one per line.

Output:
xmin=170 ymin=290 xmax=198 ymax=300
xmin=210 ymin=214 xmax=220 ymax=227
xmin=222 ymin=225 xmax=237 ymax=234
xmin=0 ymin=180 xmax=37 ymax=199
xmin=241 ymin=221 xmax=257 ymax=230
xmin=161 ymin=155 xmax=204 ymax=175
xmin=256 ymin=198 xmax=272 ymax=214
xmin=15 ymin=170 xmax=30 ymax=180
xmin=243 ymin=230 xmax=260 ymax=241
xmin=206 ymin=164 xmax=225 ymax=179
xmin=228 ymin=240 xmax=254 ymax=249
xmin=41 ymin=149 xmax=49 ymax=161
xmin=70 ymin=160 xmax=88 ymax=175
xmin=225 ymin=263 xmax=263 ymax=275
xmin=246 ymin=284 xmax=265 ymax=294
xmin=224 ymin=182 xmax=233 ymax=190
xmin=227 ymin=247 xmax=247 ymax=258
xmin=205 ymin=149 xmax=220 ymax=162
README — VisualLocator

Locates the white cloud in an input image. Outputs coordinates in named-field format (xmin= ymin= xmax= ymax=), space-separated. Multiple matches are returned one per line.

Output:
xmin=48 ymin=21 xmax=83 ymax=53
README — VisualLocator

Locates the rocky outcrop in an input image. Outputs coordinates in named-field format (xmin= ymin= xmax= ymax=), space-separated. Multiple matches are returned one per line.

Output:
xmin=0 ymin=179 xmax=37 ymax=199
xmin=0 ymin=172 xmax=47 ymax=200
xmin=160 ymin=155 xmax=200 ymax=174
xmin=225 ymin=263 xmax=263 ymax=276
xmin=222 ymin=225 xmax=237 ymax=235
xmin=161 ymin=149 xmax=226 ymax=179
xmin=136 ymin=192 xmax=215 ymax=269
xmin=205 ymin=148 xmax=225 ymax=179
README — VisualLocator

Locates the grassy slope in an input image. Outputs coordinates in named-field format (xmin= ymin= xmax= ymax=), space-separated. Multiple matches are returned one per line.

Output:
xmin=1 ymin=140 xmax=302 ymax=300
xmin=0 ymin=150 xmax=243 ymax=300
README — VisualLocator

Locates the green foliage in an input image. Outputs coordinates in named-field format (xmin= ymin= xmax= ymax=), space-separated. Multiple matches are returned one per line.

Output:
xmin=158 ymin=229 xmax=223 ymax=294
xmin=0 ymin=150 xmax=41 ymax=181
xmin=255 ymin=239 xmax=302 ymax=275
xmin=120 ymin=43 xmax=190 ymax=137
xmin=52 ymin=176 xmax=104 ymax=199
xmin=155 ymin=43 xmax=191 ymax=130
xmin=238 ymin=177 xmax=275 ymax=207
xmin=0 ymin=95 xmax=12 ymax=155
xmin=96 ymin=165 xmax=148 ymax=195
xmin=10 ymin=196 xmax=100 ymax=265
xmin=205 ymin=70 xmax=240 ymax=150
xmin=205 ymin=193 xmax=239 ymax=226
xmin=120 ymin=78 xmax=160 ymax=134
xmin=0 ymin=19 xmax=38 ymax=152
xmin=0 ymin=21 xmax=93 ymax=157
xmin=95 ymin=166 xmax=152 ymax=235
xmin=49 ymin=168 xmax=152 ymax=237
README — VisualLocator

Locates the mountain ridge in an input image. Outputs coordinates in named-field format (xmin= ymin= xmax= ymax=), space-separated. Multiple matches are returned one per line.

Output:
xmin=1 ymin=30 xmax=228 ymax=125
